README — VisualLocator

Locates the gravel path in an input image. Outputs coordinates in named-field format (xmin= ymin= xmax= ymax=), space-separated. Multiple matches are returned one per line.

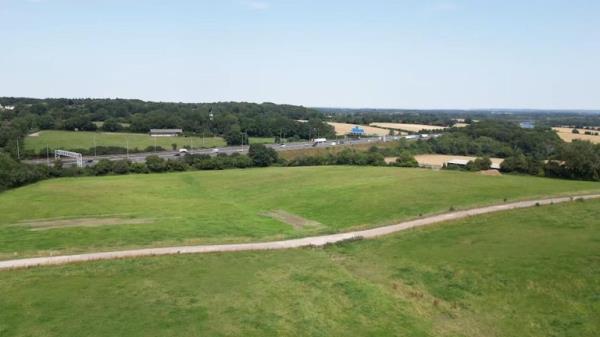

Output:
xmin=1 ymin=194 xmax=598 ymax=271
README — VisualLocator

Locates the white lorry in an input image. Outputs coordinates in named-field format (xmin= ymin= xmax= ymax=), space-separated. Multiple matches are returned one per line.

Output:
xmin=312 ymin=138 xmax=327 ymax=147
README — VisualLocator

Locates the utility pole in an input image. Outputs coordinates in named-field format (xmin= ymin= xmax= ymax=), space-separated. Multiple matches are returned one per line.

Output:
xmin=16 ymin=138 xmax=20 ymax=160
xmin=93 ymin=135 xmax=97 ymax=158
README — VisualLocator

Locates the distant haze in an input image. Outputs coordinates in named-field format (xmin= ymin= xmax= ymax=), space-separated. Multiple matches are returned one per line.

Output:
xmin=1 ymin=0 xmax=599 ymax=109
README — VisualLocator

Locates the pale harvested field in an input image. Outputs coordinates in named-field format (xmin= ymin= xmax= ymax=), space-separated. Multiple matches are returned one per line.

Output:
xmin=407 ymin=154 xmax=504 ymax=168
xmin=370 ymin=122 xmax=446 ymax=132
xmin=453 ymin=123 xmax=469 ymax=128
xmin=552 ymin=127 xmax=600 ymax=144
xmin=327 ymin=122 xmax=390 ymax=136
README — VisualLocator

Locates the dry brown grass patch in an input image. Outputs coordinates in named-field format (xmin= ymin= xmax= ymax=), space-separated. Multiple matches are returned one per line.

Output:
xmin=15 ymin=217 xmax=154 ymax=231
xmin=262 ymin=210 xmax=321 ymax=229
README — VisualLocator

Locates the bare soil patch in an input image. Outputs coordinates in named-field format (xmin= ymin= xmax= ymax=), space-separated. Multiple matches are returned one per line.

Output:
xmin=479 ymin=169 xmax=502 ymax=176
xmin=262 ymin=210 xmax=321 ymax=229
xmin=414 ymin=154 xmax=504 ymax=168
xmin=16 ymin=217 xmax=154 ymax=231
xmin=28 ymin=132 xmax=40 ymax=137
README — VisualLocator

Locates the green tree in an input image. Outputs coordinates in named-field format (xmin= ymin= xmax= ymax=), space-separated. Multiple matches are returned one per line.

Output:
xmin=394 ymin=152 xmax=418 ymax=167
xmin=101 ymin=119 xmax=123 ymax=132
xmin=248 ymin=144 xmax=278 ymax=167
xmin=224 ymin=125 xmax=244 ymax=146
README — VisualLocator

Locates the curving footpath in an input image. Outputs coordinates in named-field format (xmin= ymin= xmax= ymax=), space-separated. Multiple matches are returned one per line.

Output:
xmin=1 ymin=194 xmax=599 ymax=271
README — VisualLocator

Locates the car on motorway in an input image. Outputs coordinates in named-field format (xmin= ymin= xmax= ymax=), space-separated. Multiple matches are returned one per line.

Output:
xmin=212 ymin=148 xmax=219 ymax=153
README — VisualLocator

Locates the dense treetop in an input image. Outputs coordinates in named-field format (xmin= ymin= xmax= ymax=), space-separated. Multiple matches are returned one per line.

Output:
xmin=0 ymin=97 xmax=335 ymax=155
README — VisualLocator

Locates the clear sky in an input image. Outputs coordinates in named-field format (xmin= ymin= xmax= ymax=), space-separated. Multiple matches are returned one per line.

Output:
xmin=1 ymin=0 xmax=599 ymax=109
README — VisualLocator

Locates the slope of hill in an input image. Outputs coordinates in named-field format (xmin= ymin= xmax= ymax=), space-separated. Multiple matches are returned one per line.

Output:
xmin=1 ymin=198 xmax=598 ymax=337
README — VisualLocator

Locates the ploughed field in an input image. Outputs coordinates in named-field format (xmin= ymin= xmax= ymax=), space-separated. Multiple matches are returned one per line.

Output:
xmin=1 ymin=199 xmax=598 ymax=337
xmin=0 ymin=166 xmax=599 ymax=259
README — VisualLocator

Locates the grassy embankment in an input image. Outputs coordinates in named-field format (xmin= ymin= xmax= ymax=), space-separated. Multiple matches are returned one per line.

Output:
xmin=0 ymin=166 xmax=598 ymax=259
xmin=1 ymin=199 xmax=598 ymax=336
xmin=278 ymin=140 xmax=398 ymax=160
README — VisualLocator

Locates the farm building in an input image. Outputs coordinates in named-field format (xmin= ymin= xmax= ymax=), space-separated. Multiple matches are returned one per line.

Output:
xmin=149 ymin=129 xmax=183 ymax=137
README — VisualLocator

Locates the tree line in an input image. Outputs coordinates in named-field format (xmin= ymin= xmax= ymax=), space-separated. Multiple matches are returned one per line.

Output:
xmin=0 ymin=98 xmax=336 ymax=158
xmin=0 ymin=144 xmax=418 ymax=192
xmin=403 ymin=120 xmax=600 ymax=181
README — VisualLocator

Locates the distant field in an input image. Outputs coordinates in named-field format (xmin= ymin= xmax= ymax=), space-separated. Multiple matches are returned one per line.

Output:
xmin=370 ymin=122 xmax=447 ymax=132
xmin=552 ymin=127 xmax=600 ymax=144
xmin=453 ymin=122 xmax=470 ymax=127
xmin=1 ymin=166 xmax=598 ymax=259
xmin=25 ymin=130 xmax=226 ymax=152
xmin=25 ymin=130 xmax=275 ymax=153
xmin=413 ymin=154 xmax=504 ymax=168
xmin=1 ymin=199 xmax=598 ymax=336
xmin=327 ymin=122 xmax=391 ymax=136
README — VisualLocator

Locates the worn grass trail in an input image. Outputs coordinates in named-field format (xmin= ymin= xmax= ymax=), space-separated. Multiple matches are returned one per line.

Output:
xmin=1 ymin=198 xmax=598 ymax=336
xmin=1 ymin=194 xmax=598 ymax=270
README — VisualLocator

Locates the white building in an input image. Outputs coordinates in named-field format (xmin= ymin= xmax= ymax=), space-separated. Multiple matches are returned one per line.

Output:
xmin=149 ymin=129 xmax=183 ymax=137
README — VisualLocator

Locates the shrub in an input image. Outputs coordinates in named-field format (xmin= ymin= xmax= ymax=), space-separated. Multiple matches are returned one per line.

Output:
xmin=94 ymin=159 xmax=114 ymax=175
xmin=112 ymin=160 xmax=130 ymax=175
xmin=145 ymin=155 xmax=167 ymax=172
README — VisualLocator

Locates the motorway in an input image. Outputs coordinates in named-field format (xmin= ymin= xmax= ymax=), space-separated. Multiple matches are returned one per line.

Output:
xmin=24 ymin=136 xmax=410 ymax=166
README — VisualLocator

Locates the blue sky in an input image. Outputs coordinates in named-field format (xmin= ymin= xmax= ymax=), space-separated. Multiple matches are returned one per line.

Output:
xmin=0 ymin=0 xmax=599 ymax=109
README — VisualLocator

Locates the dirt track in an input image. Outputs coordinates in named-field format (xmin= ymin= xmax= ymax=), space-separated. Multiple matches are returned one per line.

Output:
xmin=1 ymin=194 xmax=598 ymax=271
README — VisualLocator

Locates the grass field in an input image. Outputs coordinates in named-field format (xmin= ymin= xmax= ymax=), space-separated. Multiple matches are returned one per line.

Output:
xmin=25 ymin=130 xmax=275 ymax=152
xmin=0 ymin=166 xmax=598 ymax=260
xmin=1 ymin=199 xmax=598 ymax=337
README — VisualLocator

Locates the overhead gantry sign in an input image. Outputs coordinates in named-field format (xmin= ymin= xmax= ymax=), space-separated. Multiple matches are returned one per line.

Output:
xmin=55 ymin=150 xmax=83 ymax=168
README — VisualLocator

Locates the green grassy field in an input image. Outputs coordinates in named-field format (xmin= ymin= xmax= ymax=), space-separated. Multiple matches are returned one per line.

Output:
xmin=25 ymin=130 xmax=275 ymax=152
xmin=0 ymin=166 xmax=598 ymax=260
xmin=1 ymin=199 xmax=598 ymax=337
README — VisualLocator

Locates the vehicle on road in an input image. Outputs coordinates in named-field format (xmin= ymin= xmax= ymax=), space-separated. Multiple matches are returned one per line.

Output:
xmin=312 ymin=138 xmax=327 ymax=147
